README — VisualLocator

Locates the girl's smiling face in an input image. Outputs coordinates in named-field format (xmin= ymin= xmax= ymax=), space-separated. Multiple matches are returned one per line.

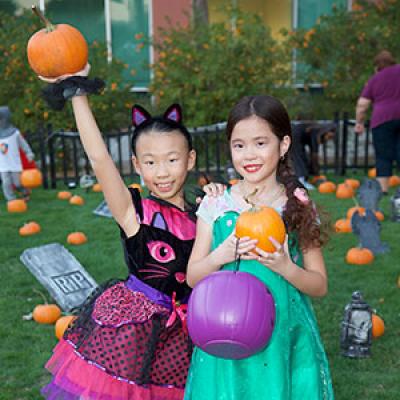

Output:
xmin=230 ymin=116 xmax=290 ymax=186
xmin=133 ymin=130 xmax=196 ymax=208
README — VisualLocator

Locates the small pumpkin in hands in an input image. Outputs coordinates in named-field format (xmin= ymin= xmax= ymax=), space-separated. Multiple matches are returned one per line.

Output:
xmin=371 ymin=314 xmax=385 ymax=338
xmin=19 ymin=221 xmax=41 ymax=236
xmin=69 ymin=195 xmax=84 ymax=205
xmin=7 ymin=199 xmax=28 ymax=213
xmin=236 ymin=206 xmax=286 ymax=253
xmin=345 ymin=247 xmax=374 ymax=265
xmin=67 ymin=232 xmax=87 ymax=245
xmin=57 ymin=191 xmax=72 ymax=200
xmin=27 ymin=6 xmax=88 ymax=78
xmin=55 ymin=315 xmax=77 ymax=340
xmin=318 ymin=181 xmax=336 ymax=194
xmin=20 ymin=168 xmax=42 ymax=189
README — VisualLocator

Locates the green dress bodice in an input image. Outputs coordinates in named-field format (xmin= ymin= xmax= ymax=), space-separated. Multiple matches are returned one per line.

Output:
xmin=184 ymin=194 xmax=334 ymax=400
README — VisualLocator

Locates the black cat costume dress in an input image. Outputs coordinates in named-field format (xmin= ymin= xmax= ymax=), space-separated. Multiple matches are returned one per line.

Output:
xmin=42 ymin=188 xmax=196 ymax=400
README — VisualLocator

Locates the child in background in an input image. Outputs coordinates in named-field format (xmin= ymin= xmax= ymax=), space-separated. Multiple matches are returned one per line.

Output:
xmin=38 ymin=66 xmax=202 ymax=399
xmin=0 ymin=106 xmax=34 ymax=201
xmin=185 ymin=95 xmax=334 ymax=400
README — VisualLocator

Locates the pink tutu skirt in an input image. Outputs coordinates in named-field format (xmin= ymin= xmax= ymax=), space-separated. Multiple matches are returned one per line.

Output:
xmin=42 ymin=279 xmax=192 ymax=400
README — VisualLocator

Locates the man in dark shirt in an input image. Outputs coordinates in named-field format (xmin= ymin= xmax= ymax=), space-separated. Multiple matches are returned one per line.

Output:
xmin=291 ymin=121 xmax=336 ymax=188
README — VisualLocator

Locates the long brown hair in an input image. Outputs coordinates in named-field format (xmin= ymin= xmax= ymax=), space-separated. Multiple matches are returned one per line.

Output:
xmin=226 ymin=95 xmax=328 ymax=250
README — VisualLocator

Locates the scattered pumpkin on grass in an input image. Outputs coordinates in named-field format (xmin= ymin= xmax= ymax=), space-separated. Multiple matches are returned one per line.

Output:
xmin=19 ymin=221 xmax=41 ymax=236
xmin=388 ymin=175 xmax=400 ymax=187
xmin=368 ymin=168 xmax=376 ymax=178
xmin=371 ymin=314 xmax=385 ymax=338
xmin=345 ymin=247 xmax=374 ymax=265
xmin=318 ymin=181 xmax=336 ymax=194
xmin=55 ymin=315 xmax=77 ymax=340
xmin=92 ymin=183 xmax=102 ymax=192
xmin=69 ymin=195 xmax=84 ymax=205
xmin=336 ymin=183 xmax=354 ymax=199
xmin=57 ymin=191 xmax=72 ymax=200
xmin=344 ymin=178 xmax=360 ymax=189
xmin=32 ymin=290 xmax=61 ymax=324
xmin=7 ymin=199 xmax=28 ymax=213
xmin=67 ymin=232 xmax=88 ymax=245
xmin=334 ymin=219 xmax=352 ymax=233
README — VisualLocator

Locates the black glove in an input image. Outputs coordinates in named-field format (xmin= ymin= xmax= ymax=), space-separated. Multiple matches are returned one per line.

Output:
xmin=42 ymin=76 xmax=105 ymax=110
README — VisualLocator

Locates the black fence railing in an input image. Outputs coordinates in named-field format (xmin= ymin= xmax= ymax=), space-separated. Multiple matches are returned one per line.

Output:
xmin=27 ymin=113 xmax=374 ymax=189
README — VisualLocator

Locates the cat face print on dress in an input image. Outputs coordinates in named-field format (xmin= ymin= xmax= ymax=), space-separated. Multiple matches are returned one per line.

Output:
xmin=138 ymin=211 xmax=187 ymax=285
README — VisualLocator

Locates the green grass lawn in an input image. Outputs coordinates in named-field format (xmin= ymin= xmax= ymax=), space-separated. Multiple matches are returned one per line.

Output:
xmin=0 ymin=177 xmax=399 ymax=399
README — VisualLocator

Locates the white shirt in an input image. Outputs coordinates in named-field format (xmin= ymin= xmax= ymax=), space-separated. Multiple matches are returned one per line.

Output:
xmin=0 ymin=130 xmax=24 ymax=172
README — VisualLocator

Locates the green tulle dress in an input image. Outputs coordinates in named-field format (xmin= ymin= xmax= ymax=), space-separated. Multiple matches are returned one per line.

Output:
xmin=184 ymin=192 xmax=334 ymax=400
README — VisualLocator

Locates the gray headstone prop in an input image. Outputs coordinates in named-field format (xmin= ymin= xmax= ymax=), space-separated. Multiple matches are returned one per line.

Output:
xmin=351 ymin=209 xmax=389 ymax=254
xmin=357 ymin=179 xmax=382 ymax=211
xmin=93 ymin=200 xmax=113 ymax=218
xmin=20 ymin=243 xmax=98 ymax=311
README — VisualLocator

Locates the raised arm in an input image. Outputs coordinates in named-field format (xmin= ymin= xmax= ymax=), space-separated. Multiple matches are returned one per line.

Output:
xmin=71 ymin=96 xmax=138 ymax=236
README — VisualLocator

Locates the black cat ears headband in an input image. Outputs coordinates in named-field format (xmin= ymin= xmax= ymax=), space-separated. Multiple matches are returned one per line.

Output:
xmin=132 ymin=104 xmax=183 ymax=128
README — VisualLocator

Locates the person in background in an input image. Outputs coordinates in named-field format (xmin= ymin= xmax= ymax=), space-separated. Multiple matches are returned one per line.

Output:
xmin=0 ymin=106 xmax=34 ymax=201
xmin=355 ymin=50 xmax=400 ymax=194
xmin=290 ymin=115 xmax=336 ymax=189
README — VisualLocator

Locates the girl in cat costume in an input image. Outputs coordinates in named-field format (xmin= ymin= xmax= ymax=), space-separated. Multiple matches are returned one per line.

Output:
xmin=41 ymin=86 xmax=199 ymax=398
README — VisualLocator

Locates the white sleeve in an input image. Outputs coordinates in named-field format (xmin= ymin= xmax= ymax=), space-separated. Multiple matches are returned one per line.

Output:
xmin=196 ymin=195 xmax=217 ymax=226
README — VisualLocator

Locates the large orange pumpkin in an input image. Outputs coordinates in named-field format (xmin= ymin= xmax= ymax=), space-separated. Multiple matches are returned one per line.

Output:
xmin=7 ymin=199 xmax=28 ymax=213
xmin=69 ymin=195 xmax=84 ymax=205
xmin=336 ymin=183 xmax=354 ymax=199
xmin=55 ymin=315 xmax=76 ymax=339
xmin=236 ymin=206 xmax=286 ymax=253
xmin=27 ymin=6 xmax=88 ymax=78
xmin=345 ymin=247 xmax=374 ymax=265
xmin=334 ymin=219 xmax=352 ymax=233
xmin=32 ymin=303 xmax=61 ymax=324
xmin=20 ymin=168 xmax=42 ymax=189
xmin=371 ymin=314 xmax=385 ymax=338
xmin=67 ymin=232 xmax=88 ymax=245
xmin=57 ymin=191 xmax=72 ymax=200
xmin=318 ymin=181 xmax=336 ymax=194
xmin=389 ymin=175 xmax=400 ymax=187
xmin=19 ymin=221 xmax=41 ymax=236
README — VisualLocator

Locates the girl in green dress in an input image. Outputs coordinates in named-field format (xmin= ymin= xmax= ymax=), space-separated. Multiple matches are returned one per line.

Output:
xmin=185 ymin=95 xmax=334 ymax=400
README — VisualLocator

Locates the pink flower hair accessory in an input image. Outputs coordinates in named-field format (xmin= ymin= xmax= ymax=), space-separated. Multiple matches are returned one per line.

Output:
xmin=294 ymin=187 xmax=310 ymax=204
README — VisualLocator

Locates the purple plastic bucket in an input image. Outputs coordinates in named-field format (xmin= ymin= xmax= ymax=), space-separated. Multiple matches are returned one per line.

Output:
xmin=187 ymin=270 xmax=275 ymax=359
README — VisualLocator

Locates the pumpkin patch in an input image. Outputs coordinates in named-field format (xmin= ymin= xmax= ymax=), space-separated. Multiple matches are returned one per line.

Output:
xmin=345 ymin=247 xmax=374 ymax=265
xmin=57 ymin=191 xmax=72 ymax=200
xmin=19 ymin=221 xmax=41 ymax=236
xmin=318 ymin=181 xmax=336 ymax=194
xmin=69 ymin=195 xmax=85 ymax=205
xmin=371 ymin=314 xmax=385 ymax=338
xmin=7 ymin=199 xmax=28 ymax=213
xmin=33 ymin=303 xmax=61 ymax=324
xmin=67 ymin=232 xmax=88 ymax=245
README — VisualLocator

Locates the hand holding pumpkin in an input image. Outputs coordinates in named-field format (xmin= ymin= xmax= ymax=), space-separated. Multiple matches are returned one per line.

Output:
xmin=212 ymin=231 xmax=258 ymax=266
xmin=253 ymin=236 xmax=293 ymax=277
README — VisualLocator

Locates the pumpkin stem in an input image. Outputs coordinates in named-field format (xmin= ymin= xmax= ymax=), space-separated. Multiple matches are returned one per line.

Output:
xmin=32 ymin=5 xmax=55 ymax=32
xmin=243 ymin=188 xmax=258 ymax=207
xmin=351 ymin=195 xmax=360 ymax=208
xmin=33 ymin=288 xmax=48 ymax=304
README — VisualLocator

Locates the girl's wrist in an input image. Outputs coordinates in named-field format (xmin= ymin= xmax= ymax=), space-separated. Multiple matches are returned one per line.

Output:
xmin=279 ymin=259 xmax=297 ymax=281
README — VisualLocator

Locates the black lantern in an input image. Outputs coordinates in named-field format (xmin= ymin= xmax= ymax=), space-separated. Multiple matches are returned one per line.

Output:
xmin=391 ymin=188 xmax=400 ymax=222
xmin=340 ymin=291 xmax=372 ymax=358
